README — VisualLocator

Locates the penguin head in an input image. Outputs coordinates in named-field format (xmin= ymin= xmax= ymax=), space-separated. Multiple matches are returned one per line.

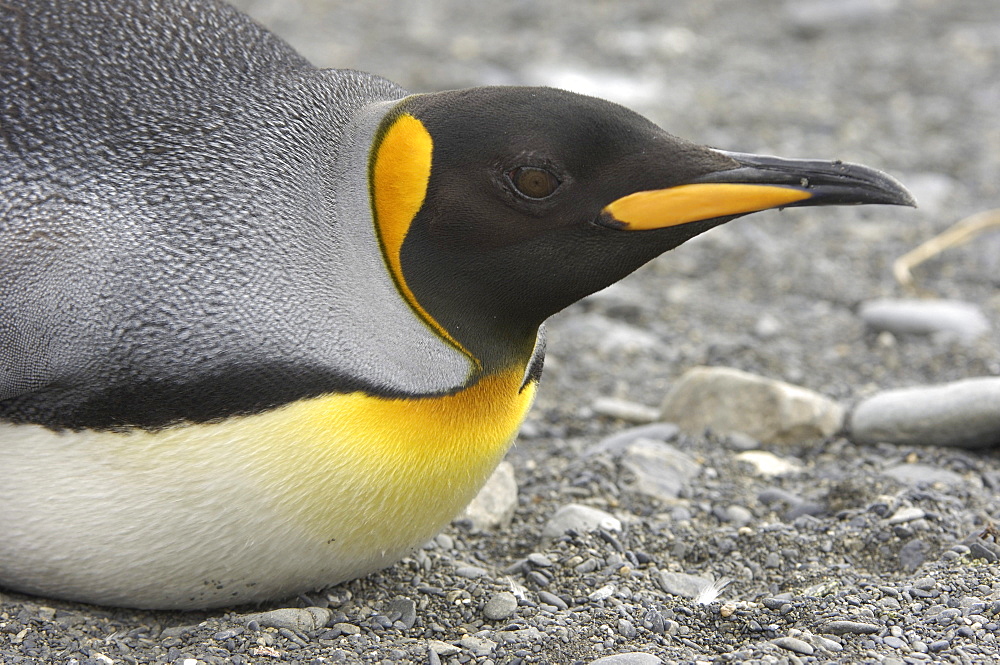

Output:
xmin=369 ymin=86 xmax=913 ymax=370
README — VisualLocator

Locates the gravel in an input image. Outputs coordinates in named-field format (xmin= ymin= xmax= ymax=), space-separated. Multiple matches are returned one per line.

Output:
xmin=4 ymin=0 xmax=1000 ymax=663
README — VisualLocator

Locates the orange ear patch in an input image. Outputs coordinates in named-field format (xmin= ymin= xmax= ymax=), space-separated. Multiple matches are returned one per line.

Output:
xmin=371 ymin=113 xmax=476 ymax=365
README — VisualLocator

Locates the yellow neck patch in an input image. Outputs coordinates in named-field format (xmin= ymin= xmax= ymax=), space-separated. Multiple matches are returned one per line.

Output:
xmin=371 ymin=113 xmax=475 ymax=364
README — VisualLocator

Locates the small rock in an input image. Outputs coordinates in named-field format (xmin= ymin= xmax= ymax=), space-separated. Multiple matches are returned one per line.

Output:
xmin=459 ymin=634 xmax=497 ymax=656
xmin=887 ymin=506 xmax=926 ymax=524
xmin=333 ymin=622 xmax=360 ymax=635
xmin=720 ymin=504 xmax=753 ymax=527
xmin=851 ymin=377 xmax=1000 ymax=448
xmin=620 ymin=439 xmax=701 ymax=500
xmin=588 ymin=584 xmax=616 ymax=602
xmin=858 ymin=298 xmax=989 ymax=343
xmin=658 ymin=572 xmax=712 ymax=599
xmin=427 ymin=639 xmax=461 ymax=656
xmin=483 ymin=592 xmax=518 ymax=621
xmin=617 ymin=618 xmax=638 ymax=639
xmin=822 ymin=620 xmax=881 ymax=635
xmin=242 ymin=607 xmax=332 ymax=632
xmin=543 ymin=504 xmax=621 ymax=538
xmin=460 ymin=461 xmax=518 ymax=530
xmin=384 ymin=598 xmax=416 ymax=631
xmin=661 ymin=366 xmax=844 ymax=443
xmin=773 ymin=636 xmax=815 ymax=655
xmin=592 ymin=396 xmax=660 ymax=423
xmin=735 ymin=450 xmax=803 ymax=477
xmin=527 ymin=553 xmax=553 ymax=567
xmin=588 ymin=653 xmax=663 ymax=665
xmin=538 ymin=591 xmax=569 ymax=610
xmin=881 ymin=463 xmax=964 ymax=486
xmin=585 ymin=422 xmax=680 ymax=457
xmin=454 ymin=565 xmax=489 ymax=579
xmin=883 ymin=635 xmax=907 ymax=649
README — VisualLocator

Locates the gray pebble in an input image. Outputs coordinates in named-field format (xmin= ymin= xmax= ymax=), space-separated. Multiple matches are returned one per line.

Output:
xmin=333 ymin=622 xmax=360 ymax=636
xmin=588 ymin=584 xmax=615 ymax=602
xmin=591 ymin=396 xmax=660 ymax=423
xmin=858 ymin=298 xmax=989 ymax=343
xmin=773 ymin=637 xmax=814 ymax=655
xmin=241 ymin=607 xmax=332 ymax=632
xmin=538 ymin=591 xmax=569 ymax=610
xmin=585 ymin=423 xmax=681 ymax=457
xmin=527 ymin=553 xmax=553 ymax=567
xmin=620 ymin=439 xmax=701 ymax=500
xmin=542 ymin=504 xmax=621 ymax=537
xmin=588 ymin=653 xmax=663 ymax=665
xmin=427 ymin=640 xmax=460 ymax=656
xmin=883 ymin=635 xmax=907 ymax=649
xmin=458 ymin=634 xmax=497 ymax=656
xmin=384 ymin=598 xmax=417 ymax=631
xmin=460 ymin=461 xmax=518 ymax=531
xmin=483 ymin=592 xmax=518 ymax=621
xmin=455 ymin=565 xmax=489 ymax=579
xmin=888 ymin=506 xmax=926 ymax=524
xmin=618 ymin=619 xmax=637 ymax=639
xmin=822 ymin=620 xmax=881 ymax=635
xmin=969 ymin=541 xmax=1000 ymax=562
xmin=658 ymin=572 xmax=712 ymax=599
xmin=881 ymin=463 xmax=964 ymax=487
xmin=851 ymin=378 xmax=1000 ymax=448
xmin=660 ymin=366 xmax=843 ymax=444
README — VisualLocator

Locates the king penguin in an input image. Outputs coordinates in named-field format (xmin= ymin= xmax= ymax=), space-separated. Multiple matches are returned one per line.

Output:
xmin=0 ymin=0 xmax=915 ymax=609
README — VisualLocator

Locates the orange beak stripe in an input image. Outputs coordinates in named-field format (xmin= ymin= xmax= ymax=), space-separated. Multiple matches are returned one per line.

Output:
xmin=602 ymin=183 xmax=813 ymax=230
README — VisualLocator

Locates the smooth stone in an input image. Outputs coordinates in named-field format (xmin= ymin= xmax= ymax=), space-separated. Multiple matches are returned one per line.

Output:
xmin=773 ymin=636 xmax=815 ymax=655
xmin=822 ymin=620 xmax=881 ymax=635
xmin=538 ymin=591 xmax=569 ymax=610
xmin=858 ymin=298 xmax=989 ymax=343
xmin=661 ymin=366 xmax=843 ymax=444
xmin=620 ymin=439 xmax=701 ymax=500
xmin=427 ymin=640 xmax=461 ymax=656
xmin=585 ymin=422 xmax=680 ymax=457
xmin=588 ymin=653 xmax=663 ymax=665
xmin=657 ymin=571 xmax=712 ymax=599
xmin=458 ymin=634 xmax=497 ymax=656
xmin=460 ymin=461 xmax=518 ymax=530
xmin=721 ymin=505 xmax=753 ymax=527
xmin=851 ymin=377 xmax=1000 ymax=448
xmin=881 ymin=463 xmax=964 ymax=486
xmin=735 ymin=450 xmax=803 ymax=477
xmin=241 ymin=607 xmax=332 ymax=632
xmin=543 ymin=503 xmax=622 ymax=538
xmin=887 ymin=506 xmax=926 ymax=524
xmin=454 ymin=565 xmax=489 ymax=579
xmin=591 ymin=396 xmax=660 ymax=423
xmin=384 ymin=598 xmax=416 ymax=630
xmin=482 ymin=592 xmax=518 ymax=621
xmin=588 ymin=584 xmax=616 ymax=602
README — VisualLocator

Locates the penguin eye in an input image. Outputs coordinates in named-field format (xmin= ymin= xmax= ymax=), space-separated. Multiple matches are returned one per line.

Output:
xmin=509 ymin=167 xmax=560 ymax=200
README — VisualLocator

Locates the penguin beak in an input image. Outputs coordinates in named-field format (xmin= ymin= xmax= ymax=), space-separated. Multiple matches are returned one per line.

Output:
xmin=601 ymin=150 xmax=916 ymax=231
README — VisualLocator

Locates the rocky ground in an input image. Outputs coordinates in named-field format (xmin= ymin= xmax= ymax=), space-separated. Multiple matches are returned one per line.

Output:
xmin=3 ymin=0 xmax=1000 ymax=663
